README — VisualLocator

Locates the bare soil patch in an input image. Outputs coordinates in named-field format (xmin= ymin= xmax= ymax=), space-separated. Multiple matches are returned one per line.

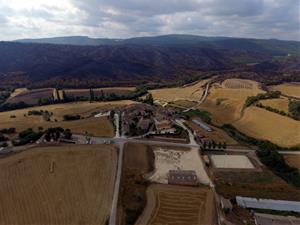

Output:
xmin=214 ymin=170 xmax=300 ymax=201
xmin=119 ymin=143 xmax=154 ymax=225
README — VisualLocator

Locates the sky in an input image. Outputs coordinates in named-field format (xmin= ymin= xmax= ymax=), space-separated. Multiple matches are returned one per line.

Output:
xmin=0 ymin=0 xmax=299 ymax=41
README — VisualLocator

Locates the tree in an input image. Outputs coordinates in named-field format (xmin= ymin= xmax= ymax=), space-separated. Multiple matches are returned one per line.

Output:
xmin=208 ymin=141 xmax=212 ymax=149
xmin=218 ymin=142 xmax=222 ymax=149
xmin=144 ymin=94 xmax=154 ymax=105
xmin=64 ymin=129 xmax=72 ymax=139
xmin=89 ymin=88 xmax=94 ymax=102
xmin=212 ymin=140 xmax=217 ymax=149
xmin=203 ymin=141 xmax=207 ymax=149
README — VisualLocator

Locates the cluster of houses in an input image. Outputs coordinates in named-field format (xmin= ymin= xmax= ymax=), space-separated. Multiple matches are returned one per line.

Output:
xmin=122 ymin=104 xmax=176 ymax=136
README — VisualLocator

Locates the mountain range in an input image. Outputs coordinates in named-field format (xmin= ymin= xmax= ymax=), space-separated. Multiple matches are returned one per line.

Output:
xmin=0 ymin=35 xmax=298 ymax=89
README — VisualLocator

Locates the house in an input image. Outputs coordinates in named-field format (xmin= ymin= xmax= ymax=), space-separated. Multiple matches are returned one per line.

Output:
xmin=155 ymin=119 xmax=173 ymax=132
xmin=168 ymin=170 xmax=199 ymax=186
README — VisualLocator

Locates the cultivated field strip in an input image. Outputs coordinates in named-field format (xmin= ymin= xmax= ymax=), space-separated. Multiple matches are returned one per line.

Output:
xmin=139 ymin=185 xmax=213 ymax=225
xmin=0 ymin=145 xmax=117 ymax=225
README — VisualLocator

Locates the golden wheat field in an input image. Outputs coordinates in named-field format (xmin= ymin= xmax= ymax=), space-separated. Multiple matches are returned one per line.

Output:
xmin=136 ymin=184 xmax=215 ymax=225
xmin=0 ymin=101 xmax=135 ymax=136
xmin=283 ymin=154 xmax=300 ymax=170
xmin=270 ymin=83 xmax=300 ymax=98
xmin=232 ymin=106 xmax=300 ymax=147
xmin=149 ymin=79 xmax=210 ymax=102
xmin=199 ymin=79 xmax=264 ymax=125
xmin=259 ymin=97 xmax=290 ymax=113
xmin=0 ymin=145 xmax=117 ymax=225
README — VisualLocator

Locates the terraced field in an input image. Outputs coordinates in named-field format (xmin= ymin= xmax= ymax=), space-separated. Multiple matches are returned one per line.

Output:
xmin=0 ymin=145 xmax=117 ymax=225
xmin=136 ymin=184 xmax=215 ymax=225
xmin=232 ymin=106 xmax=300 ymax=147
xmin=199 ymin=79 xmax=264 ymax=125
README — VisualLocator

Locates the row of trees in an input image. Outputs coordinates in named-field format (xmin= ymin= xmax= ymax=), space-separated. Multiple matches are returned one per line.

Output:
xmin=256 ymin=102 xmax=299 ymax=120
xmin=245 ymin=91 xmax=281 ymax=107
xmin=202 ymin=140 xmax=227 ymax=150
xmin=257 ymin=142 xmax=300 ymax=187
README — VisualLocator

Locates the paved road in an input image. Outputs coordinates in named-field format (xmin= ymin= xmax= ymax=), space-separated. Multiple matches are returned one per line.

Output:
xmin=109 ymin=141 xmax=124 ymax=225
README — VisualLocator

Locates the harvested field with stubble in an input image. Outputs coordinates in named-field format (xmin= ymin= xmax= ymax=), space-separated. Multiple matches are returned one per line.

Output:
xmin=136 ymin=184 xmax=215 ymax=225
xmin=149 ymin=79 xmax=210 ymax=102
xmin=259 ymin=97 xmax=290 ymax=113
xmin=0 ymin=100 xmax=135 ymax=136
xmin=0 ymin=144 xmax=117 ymax=225
xmin=199 ymin=79 xmax=264 ymax=125
xmin=232 ymin=106 xmax=300 ymax=147
xmin=270 ymin=83 xmax=300 ymax=98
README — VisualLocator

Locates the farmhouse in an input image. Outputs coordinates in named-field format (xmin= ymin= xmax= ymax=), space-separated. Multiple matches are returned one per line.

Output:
xmin=192 ymin=119 xmax=212 ymax=132
xmin=168 ymin=170 xmax=199 ymax=186
xmin=155 ymin=119 xmax=173 ymax=132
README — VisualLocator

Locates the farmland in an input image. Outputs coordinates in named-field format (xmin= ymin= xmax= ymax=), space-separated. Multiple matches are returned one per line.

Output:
xmin=232 ymin=106 xmax=300 ymax=147
xmin=214 ymin=170 xmax=300 ymax=201
xmin=136 ymin=184 xmax=215 ymax=225
xmin=199 ymin=79 xmax=264 ymax=125
xmin=119 ymin=143 xmax=154 ymax=225
xmin=6 ymin=88 xmax=54 ymax=105
xmin=0 ymin=100 xmax=135 ymax=136
xmin=259 ymin=97 xmax=290 ymax=113
xmin=270 ymin=83 xmax=300 ymax=98
xmin=149 ymin=79 xmax=210 ymax=102
xmin=283 ymin=154 xmax=300 ymax=170
xmin=0 ymin=144 xmax=117 ymax=225
xmin=65 ymin=87 xmax=135 ymax=98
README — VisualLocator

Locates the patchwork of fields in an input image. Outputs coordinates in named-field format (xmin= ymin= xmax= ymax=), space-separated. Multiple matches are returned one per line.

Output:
xmin=0 ymin=145 xmax=117 ymax=225
xmin=199 ymin=79 xmax=264 ymax=125
xmin=0 ymin=101 xmax=135 ymax=136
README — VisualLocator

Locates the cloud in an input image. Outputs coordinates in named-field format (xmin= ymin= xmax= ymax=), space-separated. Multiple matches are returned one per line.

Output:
xmin=0 ymin=0 xmax=298 ymax=40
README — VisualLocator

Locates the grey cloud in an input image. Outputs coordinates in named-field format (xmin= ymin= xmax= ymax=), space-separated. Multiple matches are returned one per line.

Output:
xmin=0 ymin=0 xmax=299 ymax=41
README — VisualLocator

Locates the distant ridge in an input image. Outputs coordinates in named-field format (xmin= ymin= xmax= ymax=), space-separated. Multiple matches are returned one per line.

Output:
xmin=15 ymin=34 xmax=299 ymax=55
